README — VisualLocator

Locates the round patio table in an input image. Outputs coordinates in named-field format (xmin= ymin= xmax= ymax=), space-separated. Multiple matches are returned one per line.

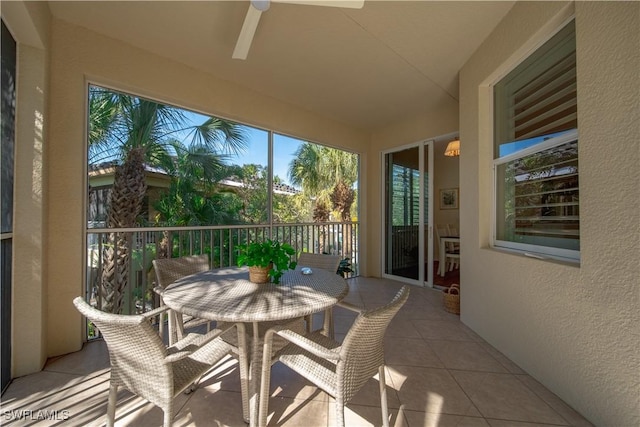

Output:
xmin=162 ymin=266 xmax=349 ymax=427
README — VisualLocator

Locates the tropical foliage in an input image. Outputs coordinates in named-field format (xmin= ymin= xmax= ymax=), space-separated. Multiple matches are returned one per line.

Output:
xmin=88 ymin=86 xmax=359 ymax=312
xmin=88 ymin=86 xmax=247 ymax=313
xmin=289 ymin=143 xmax=358 ymax=253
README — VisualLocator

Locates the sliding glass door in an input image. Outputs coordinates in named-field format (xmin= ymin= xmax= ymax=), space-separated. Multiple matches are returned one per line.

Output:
xmin=383 ymin=142 xmax=433 ymax=285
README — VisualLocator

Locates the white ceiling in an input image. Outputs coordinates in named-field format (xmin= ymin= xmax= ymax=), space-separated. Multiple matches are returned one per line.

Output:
xmin=48 ymin=1 xmax=515 ymax=130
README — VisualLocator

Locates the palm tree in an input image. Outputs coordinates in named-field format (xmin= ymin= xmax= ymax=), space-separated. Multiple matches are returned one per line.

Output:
xmin=153 ymin=140 xmax=235 ymax=225
xmin=88 ymin=86 xmax=247 ymax=313
xmin=289 ymin=143 xmax=358 ymax=255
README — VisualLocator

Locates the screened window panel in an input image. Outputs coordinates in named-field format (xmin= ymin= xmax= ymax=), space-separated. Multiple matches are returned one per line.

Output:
xmin=1 ymin=20 xmax=15 ymax=234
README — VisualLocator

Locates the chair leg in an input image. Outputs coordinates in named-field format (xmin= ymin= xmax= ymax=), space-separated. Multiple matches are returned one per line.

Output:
xmin=304 ymin=314 xmax=312 ymax=333
xmin=236 ymin=323 xmax=250 ymax=423
xmin=336 ymin=398 xmax=346 ymax=427
xmin=379 ymin=365 xmax=390 ymax=427
xmin=259 ymin=328 xmax=276 ymax=427
xmin=167 ymin=310 xmax=177 ymax=346
xmin=163 ymin=407 xmax=173 ymax=427
xmin=175 ymin=312 xmax=186 ymax=341
xmin=159 ymin=311 xmax=165 ymax=340
xmin=106 ymin=383 xmax=118 ymax=427
xmin=322 ymin=308 xmax=335 ymax=339
xmin=167 ymin=310 xmax=186 ymax=346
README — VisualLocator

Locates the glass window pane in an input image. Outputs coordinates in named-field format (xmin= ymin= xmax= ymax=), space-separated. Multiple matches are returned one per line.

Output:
xmin=87 ymin=85 xmax=256 ymax=227
xmin=273 ymin=134 xmax=313 ymax=224
xmin=496 ymin=138 xmax=579 ymax=252
xmin=224 ymin=127 xmax=269 ymax=225
xmin=282 ymin=136 xmax=358 ymax=256
xmin=384 ymin=147 xmax=421 ymax=280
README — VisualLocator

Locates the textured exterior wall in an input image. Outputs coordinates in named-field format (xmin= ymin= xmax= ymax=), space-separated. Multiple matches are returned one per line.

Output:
xmin=2 ymin=1 xmax=50 ymax=376
xmin=459 ymin=2 xmax=639 ymax=426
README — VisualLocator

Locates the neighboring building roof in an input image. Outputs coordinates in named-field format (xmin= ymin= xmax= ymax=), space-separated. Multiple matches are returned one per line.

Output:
xmin=89 ymin=162 xmax=300 ymax=195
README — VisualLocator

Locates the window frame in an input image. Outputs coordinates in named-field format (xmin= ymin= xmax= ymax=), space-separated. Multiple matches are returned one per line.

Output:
xmin=490 ymin=19 xmax=579 ymax=263
xmin=492 ymin=129 xmax=579 ymax=262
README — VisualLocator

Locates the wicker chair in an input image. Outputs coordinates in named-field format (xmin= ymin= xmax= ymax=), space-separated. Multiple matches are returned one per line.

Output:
xmin=296 ymin=252 xmax=343 ymax=336
xmin=296 ymin=252 xmax=342 ymax=273
xmin=73 ymin=297 xmax=247 ymax=427
xmin=152 ymin=254 xmax=212 ymax=345
xmin=259 ymin=286 xmax=410 ymax=427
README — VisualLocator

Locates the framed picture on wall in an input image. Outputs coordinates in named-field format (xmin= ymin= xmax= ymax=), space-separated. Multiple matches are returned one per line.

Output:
xmin=440 ymin=188 xmax=458 ymax=209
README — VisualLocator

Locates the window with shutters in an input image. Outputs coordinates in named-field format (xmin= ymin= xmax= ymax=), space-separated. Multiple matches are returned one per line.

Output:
xmin=493 ymin=20 xmax=579 ymax=261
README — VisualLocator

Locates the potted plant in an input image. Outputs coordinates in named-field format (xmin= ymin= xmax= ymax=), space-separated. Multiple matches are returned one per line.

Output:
xmin=237 ymin=239 xmax=297 ymax=284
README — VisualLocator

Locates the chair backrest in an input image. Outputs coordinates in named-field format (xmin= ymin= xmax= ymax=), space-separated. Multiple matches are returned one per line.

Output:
xmin=73 ymin=297 xmax=173 ymax=406
xmin=153 ymin=254 xmax=210 ymax=289
xmin=446 ymin=225 xmax=460 ymax=251
xmin=435 ymin=225 xmax=456 ymax=253
xmin=338 ymin=286 xmax=410 ymax=403
xmin=436 ymin=224 xmax=449 ymax=239
xmin=297 ymin=253 xmax=342 ymax=274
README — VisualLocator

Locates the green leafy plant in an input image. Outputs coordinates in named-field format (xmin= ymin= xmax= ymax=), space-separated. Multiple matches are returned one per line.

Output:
xmin=337 ymin=257 xmax=353 ymax=278
xmin=237 ymin=239 xmax=297 ymax=284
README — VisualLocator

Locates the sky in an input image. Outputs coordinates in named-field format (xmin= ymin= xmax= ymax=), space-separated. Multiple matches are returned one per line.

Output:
xmin=185 ymin=111 xmax=300 ymax=186
xmin=498 ymin=129 xmax=576 ymax=157
xmin=88 ymin=86 xmax=318 ymax=188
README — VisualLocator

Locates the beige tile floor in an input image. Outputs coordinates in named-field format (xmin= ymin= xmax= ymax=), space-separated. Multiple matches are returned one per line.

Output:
xmin=1 ymin=277 xmax=593 ymax=427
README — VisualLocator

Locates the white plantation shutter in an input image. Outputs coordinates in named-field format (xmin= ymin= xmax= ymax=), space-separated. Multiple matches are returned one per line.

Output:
xmin=513 ymin=51 xmax=577 ymax=140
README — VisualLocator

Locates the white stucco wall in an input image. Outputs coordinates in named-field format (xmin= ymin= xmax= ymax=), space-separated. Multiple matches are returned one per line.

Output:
xmin=2 ymin=0 xmax=50 ymax=376
xmin=459 ymin=2 xmax=639 ymax=426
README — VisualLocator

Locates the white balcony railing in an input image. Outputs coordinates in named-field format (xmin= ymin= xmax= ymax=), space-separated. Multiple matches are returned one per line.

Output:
xmin=85 ymin=222 xmax=358 ymax=339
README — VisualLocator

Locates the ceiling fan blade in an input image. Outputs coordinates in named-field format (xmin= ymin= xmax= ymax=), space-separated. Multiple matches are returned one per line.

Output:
xmin=273 ymin=0 xmax=364 ymax=9
xmin=232 ymin=5 xmax=264 ymax=60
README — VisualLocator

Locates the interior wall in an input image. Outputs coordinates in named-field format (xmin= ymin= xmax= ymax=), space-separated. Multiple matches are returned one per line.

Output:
xmin=1 ymin=0 xmax=50 ymax=377
xmin=433 ymin=138 xmax=460 ymax=260
xmin=45 ymin=17 xmax=369 ymax=359
xmin=366 ymin=105 xmax=458 ymax=277
xmin=459 ymin=2 xmax=639 ymax=426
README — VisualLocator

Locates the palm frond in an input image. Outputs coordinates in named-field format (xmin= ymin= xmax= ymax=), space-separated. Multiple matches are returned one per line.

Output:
xmin=184 ymin=117 xmax=248 ymax=155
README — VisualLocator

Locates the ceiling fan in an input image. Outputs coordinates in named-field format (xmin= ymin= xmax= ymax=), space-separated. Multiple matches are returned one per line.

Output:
xmin=232 ymin=0 xmax=365 ymax=60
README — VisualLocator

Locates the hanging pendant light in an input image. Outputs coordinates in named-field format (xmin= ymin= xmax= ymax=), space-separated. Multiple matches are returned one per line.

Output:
xmin=444 ymin=138 xmax=460 ymax=157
